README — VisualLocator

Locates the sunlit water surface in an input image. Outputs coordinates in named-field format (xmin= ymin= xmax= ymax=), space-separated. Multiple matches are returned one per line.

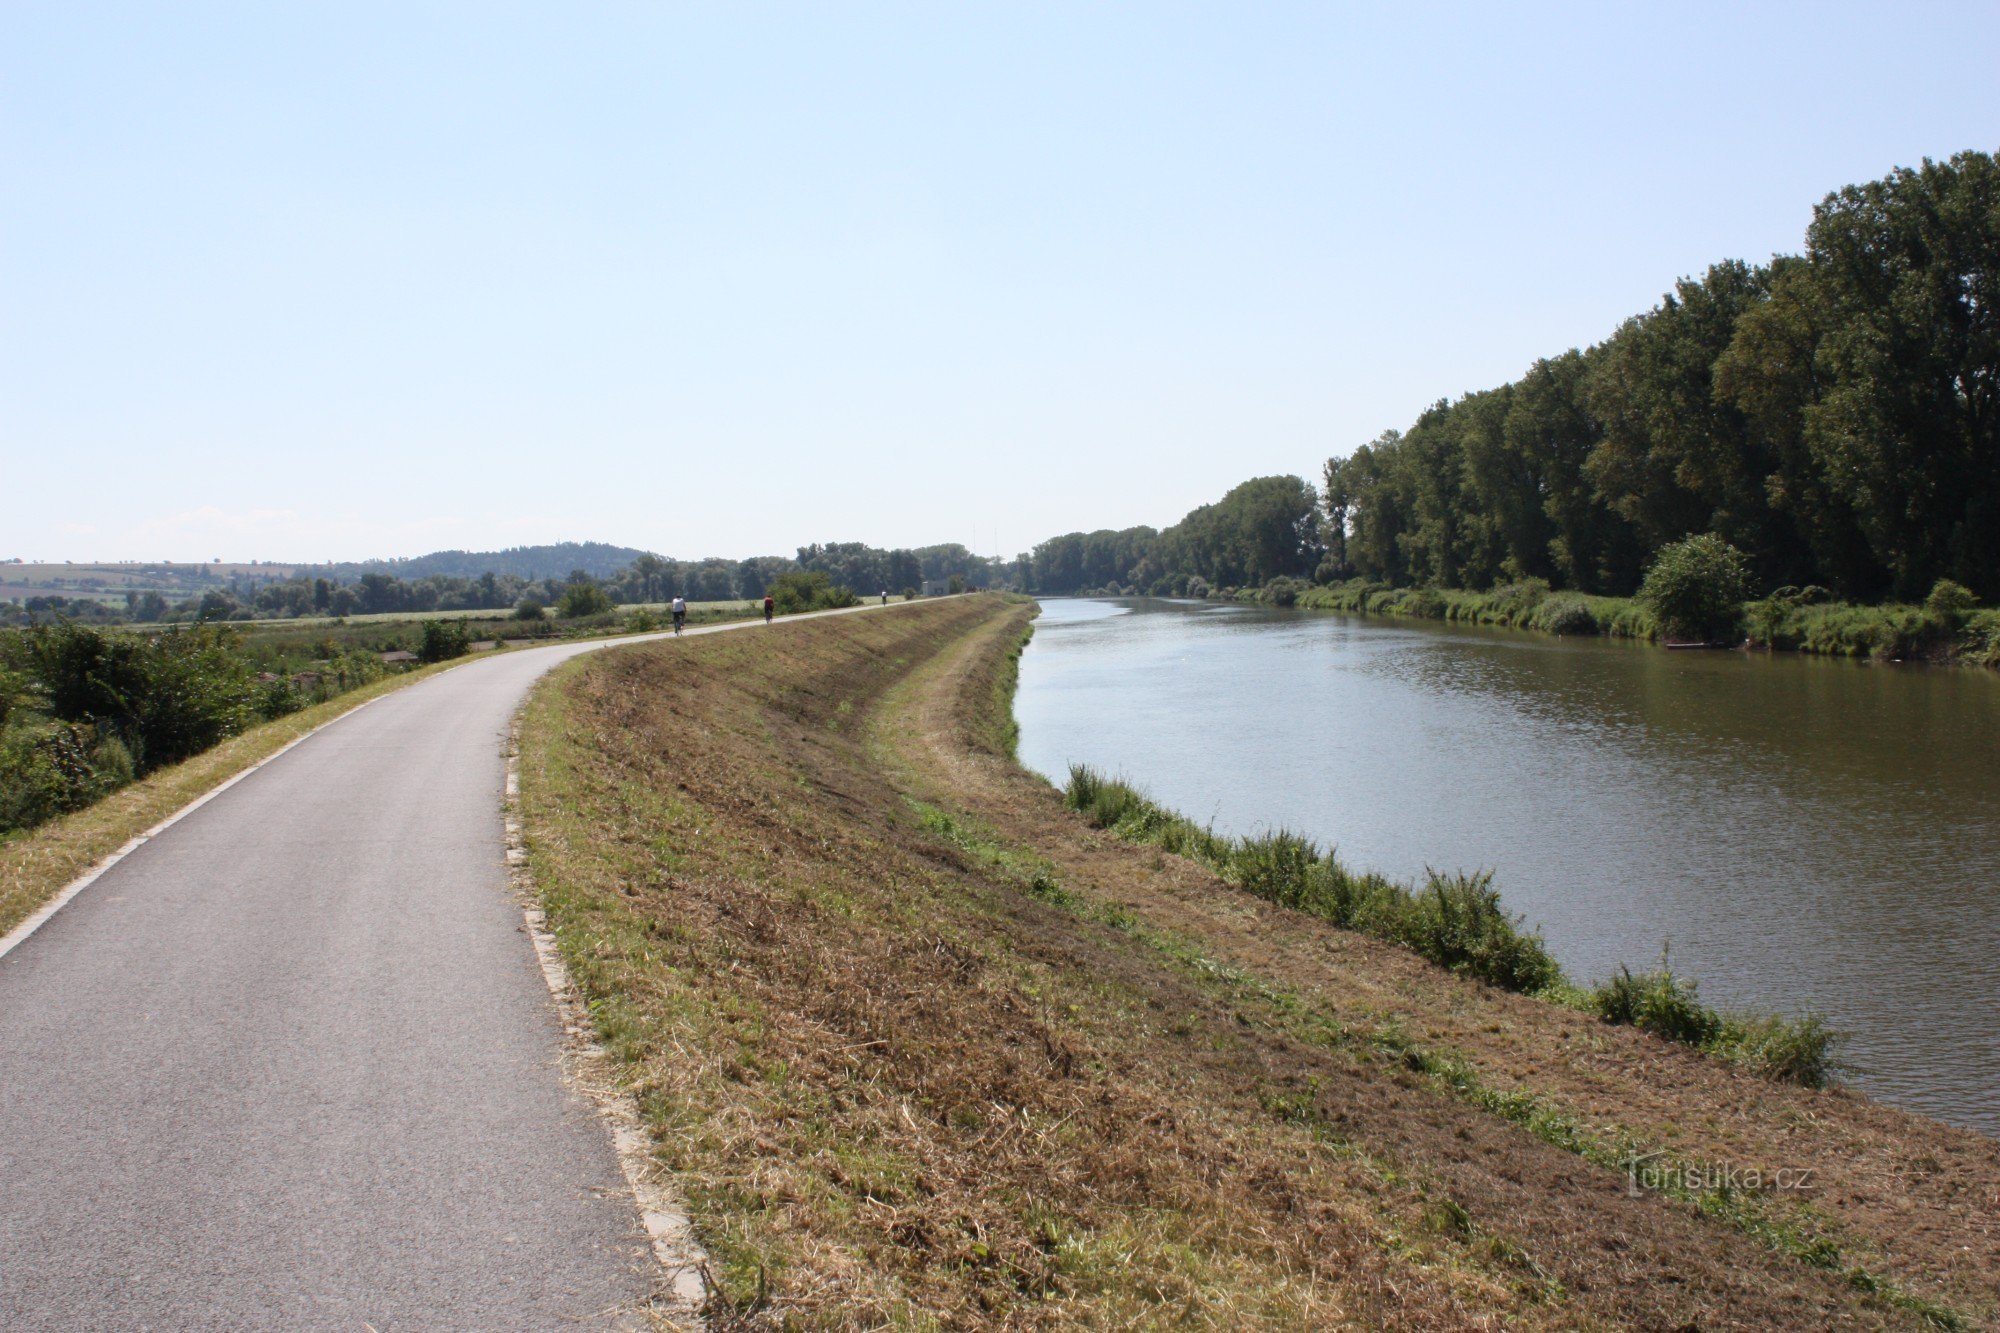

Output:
xmin=1015 ymin=597 xmax=2000 ymax=1135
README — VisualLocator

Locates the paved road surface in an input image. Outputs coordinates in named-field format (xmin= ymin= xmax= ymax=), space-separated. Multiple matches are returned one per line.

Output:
xmin=0 ymin=605 xmax=889 ymax=1329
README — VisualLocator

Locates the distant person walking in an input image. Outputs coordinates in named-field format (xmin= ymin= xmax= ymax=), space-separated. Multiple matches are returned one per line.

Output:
xmin=763 ymin=593 xmax=775 ymax=623
xmin=880 ymin=590 xmax=888 ymax=605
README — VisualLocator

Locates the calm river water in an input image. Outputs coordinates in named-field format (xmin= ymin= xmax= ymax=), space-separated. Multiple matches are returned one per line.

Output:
xmin=1015 ymin=597 xmax=2000 ymax=1136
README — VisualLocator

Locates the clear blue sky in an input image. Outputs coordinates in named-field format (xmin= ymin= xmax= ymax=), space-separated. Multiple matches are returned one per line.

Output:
xmin=5 ymin=2 xmax=1997 ymax=564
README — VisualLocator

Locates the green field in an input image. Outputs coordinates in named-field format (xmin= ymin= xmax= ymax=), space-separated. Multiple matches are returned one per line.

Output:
xmin=0 ymin=561 xmax=303 ymax=603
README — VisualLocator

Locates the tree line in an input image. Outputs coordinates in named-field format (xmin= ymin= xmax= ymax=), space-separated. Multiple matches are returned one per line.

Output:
xmin=1024 ymin=476 xmax=1322 ymax=597
xmin=1028 ymin=151 xmax=1999 ymax=604
xmin=3 ymin=542 xmax=1019 ymax=627
xmin=1325 ymin=150 xmax=1998 ymax=602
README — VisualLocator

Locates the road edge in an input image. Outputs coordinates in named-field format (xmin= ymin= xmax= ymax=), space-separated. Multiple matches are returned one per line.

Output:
xmin=505 ymin=716 xmax=714 ymax=1328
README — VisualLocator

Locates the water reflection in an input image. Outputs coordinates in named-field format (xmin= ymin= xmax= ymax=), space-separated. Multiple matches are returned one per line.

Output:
xmin=1016 ymin=597 xmax=2000 ymax=1135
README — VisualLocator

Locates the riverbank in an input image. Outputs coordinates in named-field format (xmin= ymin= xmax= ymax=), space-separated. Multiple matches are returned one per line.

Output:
xmin=1225 ymin=577 xmax=2000 ymax=667
xmin=518 ymin=595 xmax=1998 ymax=1327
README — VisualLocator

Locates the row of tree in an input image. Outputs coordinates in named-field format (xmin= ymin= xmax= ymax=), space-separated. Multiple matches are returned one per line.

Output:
xmin=1325 ymin=150 xmax=1999 ymax=601
xmin=1026 ymin=151 xmax=1998 ymax=603
xmin=1024 ymin=476 xmax=1323 ymax=596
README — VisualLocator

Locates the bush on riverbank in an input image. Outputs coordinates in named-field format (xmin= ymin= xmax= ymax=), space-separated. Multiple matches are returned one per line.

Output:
xmin=1064 ymin=763 xmax=1840 ymax=1086
xmin=1638 ymin=535 xmax=1751 ymax=642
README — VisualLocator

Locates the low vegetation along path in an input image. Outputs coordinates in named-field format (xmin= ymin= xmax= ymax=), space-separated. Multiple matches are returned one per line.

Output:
xmin=0 ymin=604 xmax=891 ymax=1328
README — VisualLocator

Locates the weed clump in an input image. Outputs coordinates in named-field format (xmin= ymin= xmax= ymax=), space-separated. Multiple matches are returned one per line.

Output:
xmin=1593 ymin=961 xmax=1723 ymax=1046
xmin=1590 ymin=956 xmax=1843 ymax=1087
xmin=1064 ymin=766 xmax=1560 ymax=995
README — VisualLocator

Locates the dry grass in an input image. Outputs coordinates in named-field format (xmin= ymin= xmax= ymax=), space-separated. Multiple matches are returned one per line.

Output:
xmin=0 ymin=655 xmax=474 ymax=938
xmin=517 ymin=597 xmax=1997 ymax=1328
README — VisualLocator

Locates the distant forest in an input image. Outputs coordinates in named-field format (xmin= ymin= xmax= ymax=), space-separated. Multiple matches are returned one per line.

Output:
xmin=2 ymin=542 xmax=1016 ymax=626
xmin=1028 ymin=150 xmax=2000 ymax=602
xmin=305 ymin=542 xmax=653 ymax=583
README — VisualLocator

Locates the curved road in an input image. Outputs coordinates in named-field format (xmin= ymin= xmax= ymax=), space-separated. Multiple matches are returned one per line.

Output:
xmin=0 ymin=606 xmax=886 ymax=1329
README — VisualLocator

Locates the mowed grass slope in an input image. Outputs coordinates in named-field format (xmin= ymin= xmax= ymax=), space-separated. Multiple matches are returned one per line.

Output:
xmin=517 ymin=597 xmax=2000 ymax=1329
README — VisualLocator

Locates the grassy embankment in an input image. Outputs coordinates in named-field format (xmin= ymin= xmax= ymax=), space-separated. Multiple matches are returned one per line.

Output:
xmin=1234 ymin=577 xmax=2000 ymax=667
xmin=517 ymin=595 xmax=1999 ymax=1328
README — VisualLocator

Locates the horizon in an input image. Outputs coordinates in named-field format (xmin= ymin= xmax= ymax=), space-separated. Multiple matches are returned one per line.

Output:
xmin=7 ymin=3 xmax=1999 ymax=564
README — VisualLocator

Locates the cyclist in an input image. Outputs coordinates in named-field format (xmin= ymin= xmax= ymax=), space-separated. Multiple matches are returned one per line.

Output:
xmin=762 ymin=593 xmax=775 ymax=623
xmin=671 ymin=595 xmax=687 ymax=634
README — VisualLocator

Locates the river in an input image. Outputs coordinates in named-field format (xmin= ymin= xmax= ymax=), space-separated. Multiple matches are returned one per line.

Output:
xmin=1014 ymin=597 xmax=2000 ymax=1136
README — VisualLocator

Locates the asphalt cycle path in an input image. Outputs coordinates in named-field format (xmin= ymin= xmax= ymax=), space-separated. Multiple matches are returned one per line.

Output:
xmin=0 ymin=601 xmax=900 ymax=1329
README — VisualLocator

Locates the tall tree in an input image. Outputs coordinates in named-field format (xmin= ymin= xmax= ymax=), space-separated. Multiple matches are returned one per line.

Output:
xmin=1797 ymin=151 xmax=2000 ymax=597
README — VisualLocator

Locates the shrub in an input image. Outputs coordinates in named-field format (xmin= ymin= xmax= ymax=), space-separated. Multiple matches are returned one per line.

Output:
xmin=1924 ymin=579 xmax=1978 ymax=623
xmin=1232 ymin=829 xmax=1320 ymax=906
xmin=1637 ymin=534 xmax=1749 ymax=641
xmin=1261 ymin=576 xmax=1307 ymax=607
xmin=1724 ymin=1013 xmax=1843 ymax=1088
xmin=555 ymin=581 xmax=615 ymax=618
xmin=418 ymin=619 xmax=473 ymax=663
xmin=1064 ymin=766 xmax=1558 ymax=993
xmin=768 ymin=571 xmax=859 ymax=615
xmin=255 ymin=676 xmax=304 ymax=720
xmin=0 ymin=721 xmax=136 ymax=833
xmin=6 ymin=620 xmax=256 ymax=772
xmin=1061 ymin=763 xmax=1837 ymax=1082
xmin=513 ymin=598 xmax=547 ymax=621
xmin=1589 ymin=957 xmax=1842 ymax=1088
xmin=1064 ymin=764 xmax=1154 ymax=831
xmin=1185 ymin=576 xmax=1212 ymax=600
xmin=1532 ymin=595 xmax=1599 ymax=636
xmin=0 ymin=664 xmax=25 ymax=729
xmin=1485 ymin=579 xmax=1551 ymax=622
